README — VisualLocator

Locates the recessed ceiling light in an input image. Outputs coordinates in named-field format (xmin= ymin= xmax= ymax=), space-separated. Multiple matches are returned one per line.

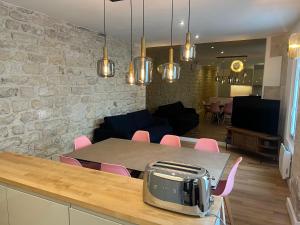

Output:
xmin=195 ymin=34 xmax=199 ymax=39
xmin=179 ymin=20 xmax=184 ymax=26
xmin=220 ymin=51 xmax=224 ymax=54
xmin=211 ymin=46 xmax=215 ymax=49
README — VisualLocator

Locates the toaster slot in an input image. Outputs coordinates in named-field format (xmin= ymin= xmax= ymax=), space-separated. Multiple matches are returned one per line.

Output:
xmin=152 ymin=164 xmax=198 ymax=174
xmin=156 ymin=161 xmax=204 ymax=171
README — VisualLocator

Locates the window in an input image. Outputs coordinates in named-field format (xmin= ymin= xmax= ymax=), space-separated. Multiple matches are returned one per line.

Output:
xmin=290 ymin=59 xmax=300 ymax=139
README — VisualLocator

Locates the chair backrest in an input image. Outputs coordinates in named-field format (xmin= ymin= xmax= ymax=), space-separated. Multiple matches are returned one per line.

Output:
xmin=59 ymin=155 xmax=82 ymax=167
xmin=101 ymin=163 xmax=131 ymax=177
xmin=194 ymin=138 xmax=220 ymax=153
xmin=210 ymin=102 xmax=221 ymax=113
xmin=219 ymin=157 xmax=243 ymax=197
xmin=74 ymin=136 xmax=92 ymax=151
xmin=132 ymin=130 xmax=150 ymax=143
xmin=160 ymin=135 xmax=181 ymax=148
xmin=224 ymin=101 xmax=233 ymax=114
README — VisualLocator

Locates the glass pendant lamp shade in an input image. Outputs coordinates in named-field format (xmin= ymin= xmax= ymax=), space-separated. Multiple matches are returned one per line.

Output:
xmin=180 ymin=32 xmax=196 ymax=61
xmin=134 ymin=37 xmax=153 ymax=86
xmin=97 ymin=0 xmax=115 ymax=78
xmin=98 ymin=46 xmax=115 ymax=78
xmin=289 ymin=33 xmax=300 ymax=59
xmin=162 ymin=48 xmax=180 ymax=83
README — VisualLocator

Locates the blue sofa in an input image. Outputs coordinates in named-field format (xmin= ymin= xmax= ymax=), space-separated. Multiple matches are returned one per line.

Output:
xmin=92 ymin=110 xmax=173 ymax=143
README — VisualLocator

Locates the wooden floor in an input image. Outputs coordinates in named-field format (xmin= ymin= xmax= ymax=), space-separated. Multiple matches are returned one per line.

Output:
xmin=185 ymin=118 xmax=227 ymax=142
xmin=182 ymin=141 xmax=291 ymax=225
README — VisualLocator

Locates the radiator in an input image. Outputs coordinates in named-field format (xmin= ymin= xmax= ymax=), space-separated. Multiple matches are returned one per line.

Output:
xmin=279 ymin=143 xmax=292 ymax=179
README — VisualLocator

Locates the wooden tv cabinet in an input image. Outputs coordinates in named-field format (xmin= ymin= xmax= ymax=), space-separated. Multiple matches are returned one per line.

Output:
xmin=226 ymin=126 xmax=281 ymax=160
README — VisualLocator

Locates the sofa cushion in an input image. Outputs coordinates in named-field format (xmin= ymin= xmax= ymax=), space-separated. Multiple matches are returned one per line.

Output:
xmin=104 ymin=115 xmax=134 ymax=138
xmin=158 ymin=102 xmax=185 ymax=117
xmin=144 ymin=125 xmax=173 ymax=143
xmin=127 ymin=110 xmax=154 ymax=130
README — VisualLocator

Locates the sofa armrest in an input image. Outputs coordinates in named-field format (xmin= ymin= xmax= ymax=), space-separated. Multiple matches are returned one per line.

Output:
xmin=92 ymin=127 xmax=114 ymax=143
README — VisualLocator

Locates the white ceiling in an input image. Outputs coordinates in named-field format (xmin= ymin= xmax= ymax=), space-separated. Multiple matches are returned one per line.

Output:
xmin=4 ymin=0 xmax=300 ymax=46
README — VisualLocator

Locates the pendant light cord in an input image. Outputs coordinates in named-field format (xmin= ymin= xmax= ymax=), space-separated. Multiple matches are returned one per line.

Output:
xmin=171 ymin=0 xmax=173 ymax=47
xmin=188 ymin=0 xmax=190 ymax=33
xmin=130 ymin=0 xmax=133 ymax=60
xmin=143 ymin=0 xmax=145 ymax=36
xmin=104 ymin=0 xmax=106 ymax=45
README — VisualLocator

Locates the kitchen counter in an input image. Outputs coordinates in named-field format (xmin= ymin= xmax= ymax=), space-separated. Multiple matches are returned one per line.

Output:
xmin=0 ymin=152 xmax=222 ymax=225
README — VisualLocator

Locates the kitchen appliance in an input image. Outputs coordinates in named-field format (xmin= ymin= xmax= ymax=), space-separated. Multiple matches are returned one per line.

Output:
xmin=143 ymin=161 xmax=213 ymax=217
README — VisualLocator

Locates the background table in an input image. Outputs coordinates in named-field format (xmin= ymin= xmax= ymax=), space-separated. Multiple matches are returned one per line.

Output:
xmin=65 ymin=138 xmax=230 ymax=188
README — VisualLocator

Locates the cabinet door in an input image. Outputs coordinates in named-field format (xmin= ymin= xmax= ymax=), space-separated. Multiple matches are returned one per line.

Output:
xmin=0 ymin=185 xmax=9 ymax=225
xmin=70 ymin=208 xmax=124 ymax=225
xmin=7 ymin=188 xmax=69 ymax=225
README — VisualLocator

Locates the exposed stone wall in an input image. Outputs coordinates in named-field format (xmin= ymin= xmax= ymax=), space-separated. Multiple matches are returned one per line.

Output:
xmin=146 ymin=46 xmax=217 ymax=113
xmin=0 ymin=1 xmax=145 ymax=157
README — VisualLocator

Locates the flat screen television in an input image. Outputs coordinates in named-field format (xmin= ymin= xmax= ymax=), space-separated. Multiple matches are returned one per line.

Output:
xmin=231 ymin=96 xmax=280 ymax=135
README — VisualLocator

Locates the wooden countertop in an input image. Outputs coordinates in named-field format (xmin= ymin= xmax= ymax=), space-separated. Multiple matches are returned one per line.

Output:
xmin=0 ymin=152 xmax=222 ymax=225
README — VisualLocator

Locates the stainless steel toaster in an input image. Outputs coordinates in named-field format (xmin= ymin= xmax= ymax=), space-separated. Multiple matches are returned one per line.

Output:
xmin=143 ymin=161 xmax=213 ymax=217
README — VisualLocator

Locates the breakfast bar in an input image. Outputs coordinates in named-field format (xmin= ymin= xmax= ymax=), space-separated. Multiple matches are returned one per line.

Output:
xmin=0 ymin=152 xmax=223 ymax=225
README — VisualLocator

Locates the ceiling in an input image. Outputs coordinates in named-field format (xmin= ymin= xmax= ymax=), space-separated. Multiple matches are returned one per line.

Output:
xmin=4 ymin=0 xmax=300 ymax=46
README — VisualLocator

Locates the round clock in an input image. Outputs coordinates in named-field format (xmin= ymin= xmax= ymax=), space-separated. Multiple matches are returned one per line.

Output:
xmin=230 ymin=60 xmax=244 ymax=73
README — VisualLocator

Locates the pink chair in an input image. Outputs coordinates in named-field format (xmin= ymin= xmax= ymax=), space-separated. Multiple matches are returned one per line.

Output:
xmin=101 ymin=163 xmax=131 ymax=177
xmin=194 ymin=138 xmax=220 ymax=153
xmin=132 ymin=130 xmax=150 ymax=142
xmin=223 ymin=101 xmax=233 ymax=124
xmin=212 ymin=157 xmax=243 ymax=225
xmin=160 ymin=135 xmax=181 ymax=148
xmin=74 ymin=136 xmax=92 ymax=151
xmin=210 ymin=102 xmax=221 ymax=124
xmin=59 ymin=155 xmax=82 ymax=167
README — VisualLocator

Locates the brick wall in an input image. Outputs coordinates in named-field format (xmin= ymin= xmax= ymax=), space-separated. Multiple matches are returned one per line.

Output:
xmin=0 ymin=1 xmax=145 ymax=158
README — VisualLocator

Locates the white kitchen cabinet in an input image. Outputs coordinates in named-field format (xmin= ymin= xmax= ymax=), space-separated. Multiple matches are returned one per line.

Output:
xmin=7 ymin=188 xmax=69 ymax=225
xmin=0 ymin=185 xmax=9 ymax=225
xmin=70 ymin=207 xmax=127 ymax=225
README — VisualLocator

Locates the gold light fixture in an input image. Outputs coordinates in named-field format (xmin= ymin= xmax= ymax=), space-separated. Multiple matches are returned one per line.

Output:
xmin=180 ymin=0 xmax=196 ymax=61
xmin=288 ymin=33 xmax=300 ymax=59
xmin=230 ymin=60 xmax=244 ymax=73
xmin=159 ymin=0 xmax=180 ymax=83
xmin=97 ymin=0 xmax=115 ymax=78
xmin=126 ymin=0 xmax=135 ymax=85
xmin=133 ymin=0 xmax=153 ymax=86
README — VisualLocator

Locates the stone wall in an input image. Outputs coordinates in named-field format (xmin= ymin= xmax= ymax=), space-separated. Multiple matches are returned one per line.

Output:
xmin=0 ymin=1 xmax=145 ymax=158
xmin=146 ymin=46 xmax=217 ymax=113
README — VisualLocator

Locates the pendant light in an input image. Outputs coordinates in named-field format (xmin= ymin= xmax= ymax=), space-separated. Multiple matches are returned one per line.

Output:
xmin=160 ymin=0 xmax=181 ymax=83
xmin=133 ymin=0 xmax=153 ymax=86
xmin=126 ymin=0 xmax=135 ymax=85
xmin=180 ymin=0 xmax=196 ymax=61
xmin=97 ymin=0 xmax=115 ymax=78
xmin=288 ymin=33 xmax=300 ymax=59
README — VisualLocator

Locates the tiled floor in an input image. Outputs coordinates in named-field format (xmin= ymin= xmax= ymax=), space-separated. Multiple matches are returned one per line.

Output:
xmin=182 ymin=141 xmax=291 ymax=225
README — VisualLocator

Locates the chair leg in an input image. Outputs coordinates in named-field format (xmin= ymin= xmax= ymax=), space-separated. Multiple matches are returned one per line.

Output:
xmin=224 ymin=196 xmax=234 ymax=225
xmin=221 ymin=198 xmax=226 ymax=224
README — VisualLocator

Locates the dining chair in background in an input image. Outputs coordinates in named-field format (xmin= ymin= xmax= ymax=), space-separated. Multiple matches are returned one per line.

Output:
xmin=74 ymin=135 xmax=92 ymax=151
xmin=194 ymin=138 xmax=220 ymax=153
xmin=160 ymin=135 xmax=181 ymax=148
xmin=74 ymin=135 xmax=100 ymax=170
xmin=223 ymin=101 xmax=233 ymax=124
xmin=212 ymin=157 xmax=243 ymax=225
xmin=210 ymin=102 xmax=221 ymax=125
xmin=202 ymin=101 xmax=211 ymax=120
xmin=101 ymin=163 xmax=131 ymax=177
xmin=132 ymin=130 xmax=150 ymax=143
xmin=59 ymin=155 xmax=82 ymax=167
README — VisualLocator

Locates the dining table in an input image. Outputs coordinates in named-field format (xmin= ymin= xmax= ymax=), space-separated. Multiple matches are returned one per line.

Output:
xmin=65 ymin=138 xmax=230 ymax=188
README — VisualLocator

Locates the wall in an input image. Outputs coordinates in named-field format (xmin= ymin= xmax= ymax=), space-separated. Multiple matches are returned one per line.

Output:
xmin=146 ymin=46 xmax=217 ymax=113
xmin=0 ymin=1 xmax=145 ymax=158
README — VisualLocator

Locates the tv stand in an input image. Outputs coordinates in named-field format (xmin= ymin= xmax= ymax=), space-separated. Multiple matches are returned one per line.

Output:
xmin=226 ymin=126 xmax=281 ymax=160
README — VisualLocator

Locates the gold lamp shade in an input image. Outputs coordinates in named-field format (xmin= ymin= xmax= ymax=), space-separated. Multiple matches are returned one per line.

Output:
xmin=289 ymin=33 xmax=300 ymax=59
xmin=180 ymin=32 xmax=196 ymax=61
xmin=97 ymin=46 xmax=115 ymax=78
